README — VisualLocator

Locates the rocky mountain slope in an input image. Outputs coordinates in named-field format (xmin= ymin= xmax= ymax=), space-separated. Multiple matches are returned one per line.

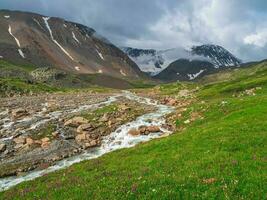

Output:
xmin=0 ymin=10 xmax=143 ymax=79
xmin=122 ymin=45 xmax=241 ymax=80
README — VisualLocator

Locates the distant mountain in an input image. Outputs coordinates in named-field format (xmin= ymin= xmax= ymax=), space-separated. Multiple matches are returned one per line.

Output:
xmin=0 ymin=10 xmax=143 ymax=79
xmin=122 ymin=44 xmax=242 ymax=80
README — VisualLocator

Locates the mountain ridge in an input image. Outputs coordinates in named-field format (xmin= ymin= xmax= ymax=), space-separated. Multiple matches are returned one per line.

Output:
xmin=122 ymin=44 xmax=242 ymax=80
xmin=0 ymin=10 xmax=144 ymax=79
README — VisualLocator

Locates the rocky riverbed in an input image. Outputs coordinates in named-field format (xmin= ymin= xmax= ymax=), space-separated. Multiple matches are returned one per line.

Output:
xmin=0 ymin=91 xmax=178 ymax=178
xmin=0 ymin=90 xmax=180 ymax=191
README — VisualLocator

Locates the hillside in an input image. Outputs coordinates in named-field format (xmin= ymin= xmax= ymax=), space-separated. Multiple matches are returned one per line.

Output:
xmin=0 ymin=10 xmax=143 ymax=79
xmin=0 ymin=61 xmax=266 ymax=199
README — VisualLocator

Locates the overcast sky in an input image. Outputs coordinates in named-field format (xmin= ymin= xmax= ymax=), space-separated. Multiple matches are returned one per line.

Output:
xmin=1 ymin=0 xmax=267 ymax=62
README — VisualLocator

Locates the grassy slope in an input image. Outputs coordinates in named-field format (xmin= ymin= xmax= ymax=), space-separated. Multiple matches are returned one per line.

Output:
xmin=1 ymin=63 xmax=267 ymax=199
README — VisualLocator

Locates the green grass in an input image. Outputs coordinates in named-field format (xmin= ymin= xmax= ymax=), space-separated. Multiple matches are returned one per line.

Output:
xmin=1 ymin=63 xmax=266 ymax=199
xmin=0 ymin=60 xmax=36 ymax=72
xmin=80 ymin=104 xmax=118 ymax=121
xmin=198 ymin=62 xmax=267 ymax=99
xmin=0 ymin=78 xmax=61 ymax=97
xmin=31 ymin=124 xmax=57 ymax=140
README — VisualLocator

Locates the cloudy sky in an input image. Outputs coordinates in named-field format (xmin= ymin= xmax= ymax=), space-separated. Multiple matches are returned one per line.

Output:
xmin=1 ymin=0 xmax=267 ymax=62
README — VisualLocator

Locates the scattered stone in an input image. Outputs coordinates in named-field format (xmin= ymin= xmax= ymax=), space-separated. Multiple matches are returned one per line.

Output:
xmin=75 ymin=133 xmax=87 ymax=143
xmin=99 ymin=113 xmax=109 ymax=122
xmin=13 ymin=136 xmax=26 ymax=144
xmin=178 ymin=89 xmax=191 ymax=98
xmin=77 ymin=123 xmax=93 ymax=134
xmin=202 ymin=178 xmax=217 ymax=184
xmin=163 ymin=97 xmax=177 ymax=106
xmin=64 ymin=117 xmax=89 ymax=127
xmin=26 ymin=137 xmax=34 ymax=145
xmin=41 ymin=137 xmax=50 ymax=143
xmin=11 ymin=108 xmax=29 ymax=120
xmin=84 ymin=139 xmax=100 ymax=149
xmin=184 ymin=119 xmax=190 ymax=124
xmin=41 ymin=141 xmax=50 ymax=149
xmin=52 ymin=131 xmax=60 ymax=137
xmin=0 ymin=143 xmax=6 ymax=152
xmin=119 ymin=104 xmax=131 ymax=111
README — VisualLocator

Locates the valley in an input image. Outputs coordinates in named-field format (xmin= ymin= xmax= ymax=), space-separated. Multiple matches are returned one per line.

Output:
xmin=0 ymin=6 xmax=266 ymax=200
xmin=0 ymin=60 xmax=266 ymax=199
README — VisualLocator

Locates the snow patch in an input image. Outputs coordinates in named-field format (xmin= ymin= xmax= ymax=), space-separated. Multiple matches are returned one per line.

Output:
xmin=98 ymin=69 xmax=103 ymax=73
xmin=63 ymin=24 xmax=67 ymax=28
xmin=120 ymin=69 xmax=127 ymax=76
xmin=8 ymin=25 xmax=21 ymax=47
xmin=72 ymin=32 xmax=80 ymax=44
xmin=8 ymin=25 xmax=25 ymax=58
xmin=75 ymin=66 xmax=80 ymax=71
xmin=4 ymin=15 xmax=10 ymax=19
xmin=33 ymin=18 xmax=45 ymax=30
xmin=18 ymin=49 xmax=25 ymax=58
xmin=96 ymin=49 xmax=105 ymax=60
xmin=187 ymin=70 xmax=205 ymax=80
xmin=0 ymin=56 xmax=3 ymax=59
xmin=42 ymin=17 xmax=75 ymax=61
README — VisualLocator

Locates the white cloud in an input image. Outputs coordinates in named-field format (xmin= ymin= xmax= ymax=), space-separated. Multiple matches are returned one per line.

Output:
xmin=244 ymin=29 xmax=267 ymax=47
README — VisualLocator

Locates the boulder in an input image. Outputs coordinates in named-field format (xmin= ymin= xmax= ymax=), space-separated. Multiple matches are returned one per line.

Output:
xmin=99 ymin=113 xmax=109 ymax=122
xmin=84 ymin=140 xmax=100 ymax=149
xmin=128 ymin=128 xmax=141 ymax=136
xmin=77 ymin=123 xmax=93 ymax=134
xmin=0 ymin=143 xmax=6 ymax=152
xmin=41 ymin=142 xmax=50 ymax=149
xmin=64 ymin=117 xmax=89 ymax=127
xmin=52 ymin=131 xmax=60 ymax=137
xmin=138 ymin=126 xmax=147 ymax=134
xmin=147 ymin=126 xmax=161 ymax=133
xmin=11 ymin=108 xmax=29 ymax=120
xmin=13 ymin=136 xmax=26 ymax=144
xmin=41 ymin=137 xmax=50 ymax=143
xmin=26 ymin=137 xmax=34 ymax=145
xmin=75 ymin=133 xmax=87 ymax=143
xmin=119 ymin=104 xmax=131 ymax=111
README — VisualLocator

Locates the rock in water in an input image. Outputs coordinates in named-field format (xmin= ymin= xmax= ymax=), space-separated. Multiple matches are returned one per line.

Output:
xmin=128 ymin=128 xmax=141 ymax=136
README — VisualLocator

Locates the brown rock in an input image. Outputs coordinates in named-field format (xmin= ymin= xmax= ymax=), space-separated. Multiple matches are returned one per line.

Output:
xmin=64 ymin=117 xmax=89 ymax=127
xmin=203 ymin=178 xmax=217 ymax=184
xmin=138 ymin=126 xmax=147 ymax=134
xmin=52 ymin=131 xmax=60 ymax=137
xmin=0 ymin=143 xmax=6 ymax=152
xmin=147 ymin=126 xmax=161 ymax=133
xmin=128 ymin=128 xmax=140 ymax=136
xmin=41 ymin=137 xmax=50 ymax=143
xmin=41 ymin=142 xmax=50 ymax=149
xmin=75 ymin=133 xmax=87 ymax=143
xmin=26 ymin=137 xmax=34 ymax=145
xmin=77 ymin=123 xmax=93 ymax=134
xmin=119 ymin=104 xmax=131 ymax=111
xmin=11 ymin=108 xmax=29 ymax=120
xmin=13 ymin=136 xmax=26 ymax=144
xmin=34 ymin=140 xmax=42 ymax=145
xmin=99 ymin=113 xmax=109 ymax=122
xmin=84 ymin=140 xmax=100 ymax=149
